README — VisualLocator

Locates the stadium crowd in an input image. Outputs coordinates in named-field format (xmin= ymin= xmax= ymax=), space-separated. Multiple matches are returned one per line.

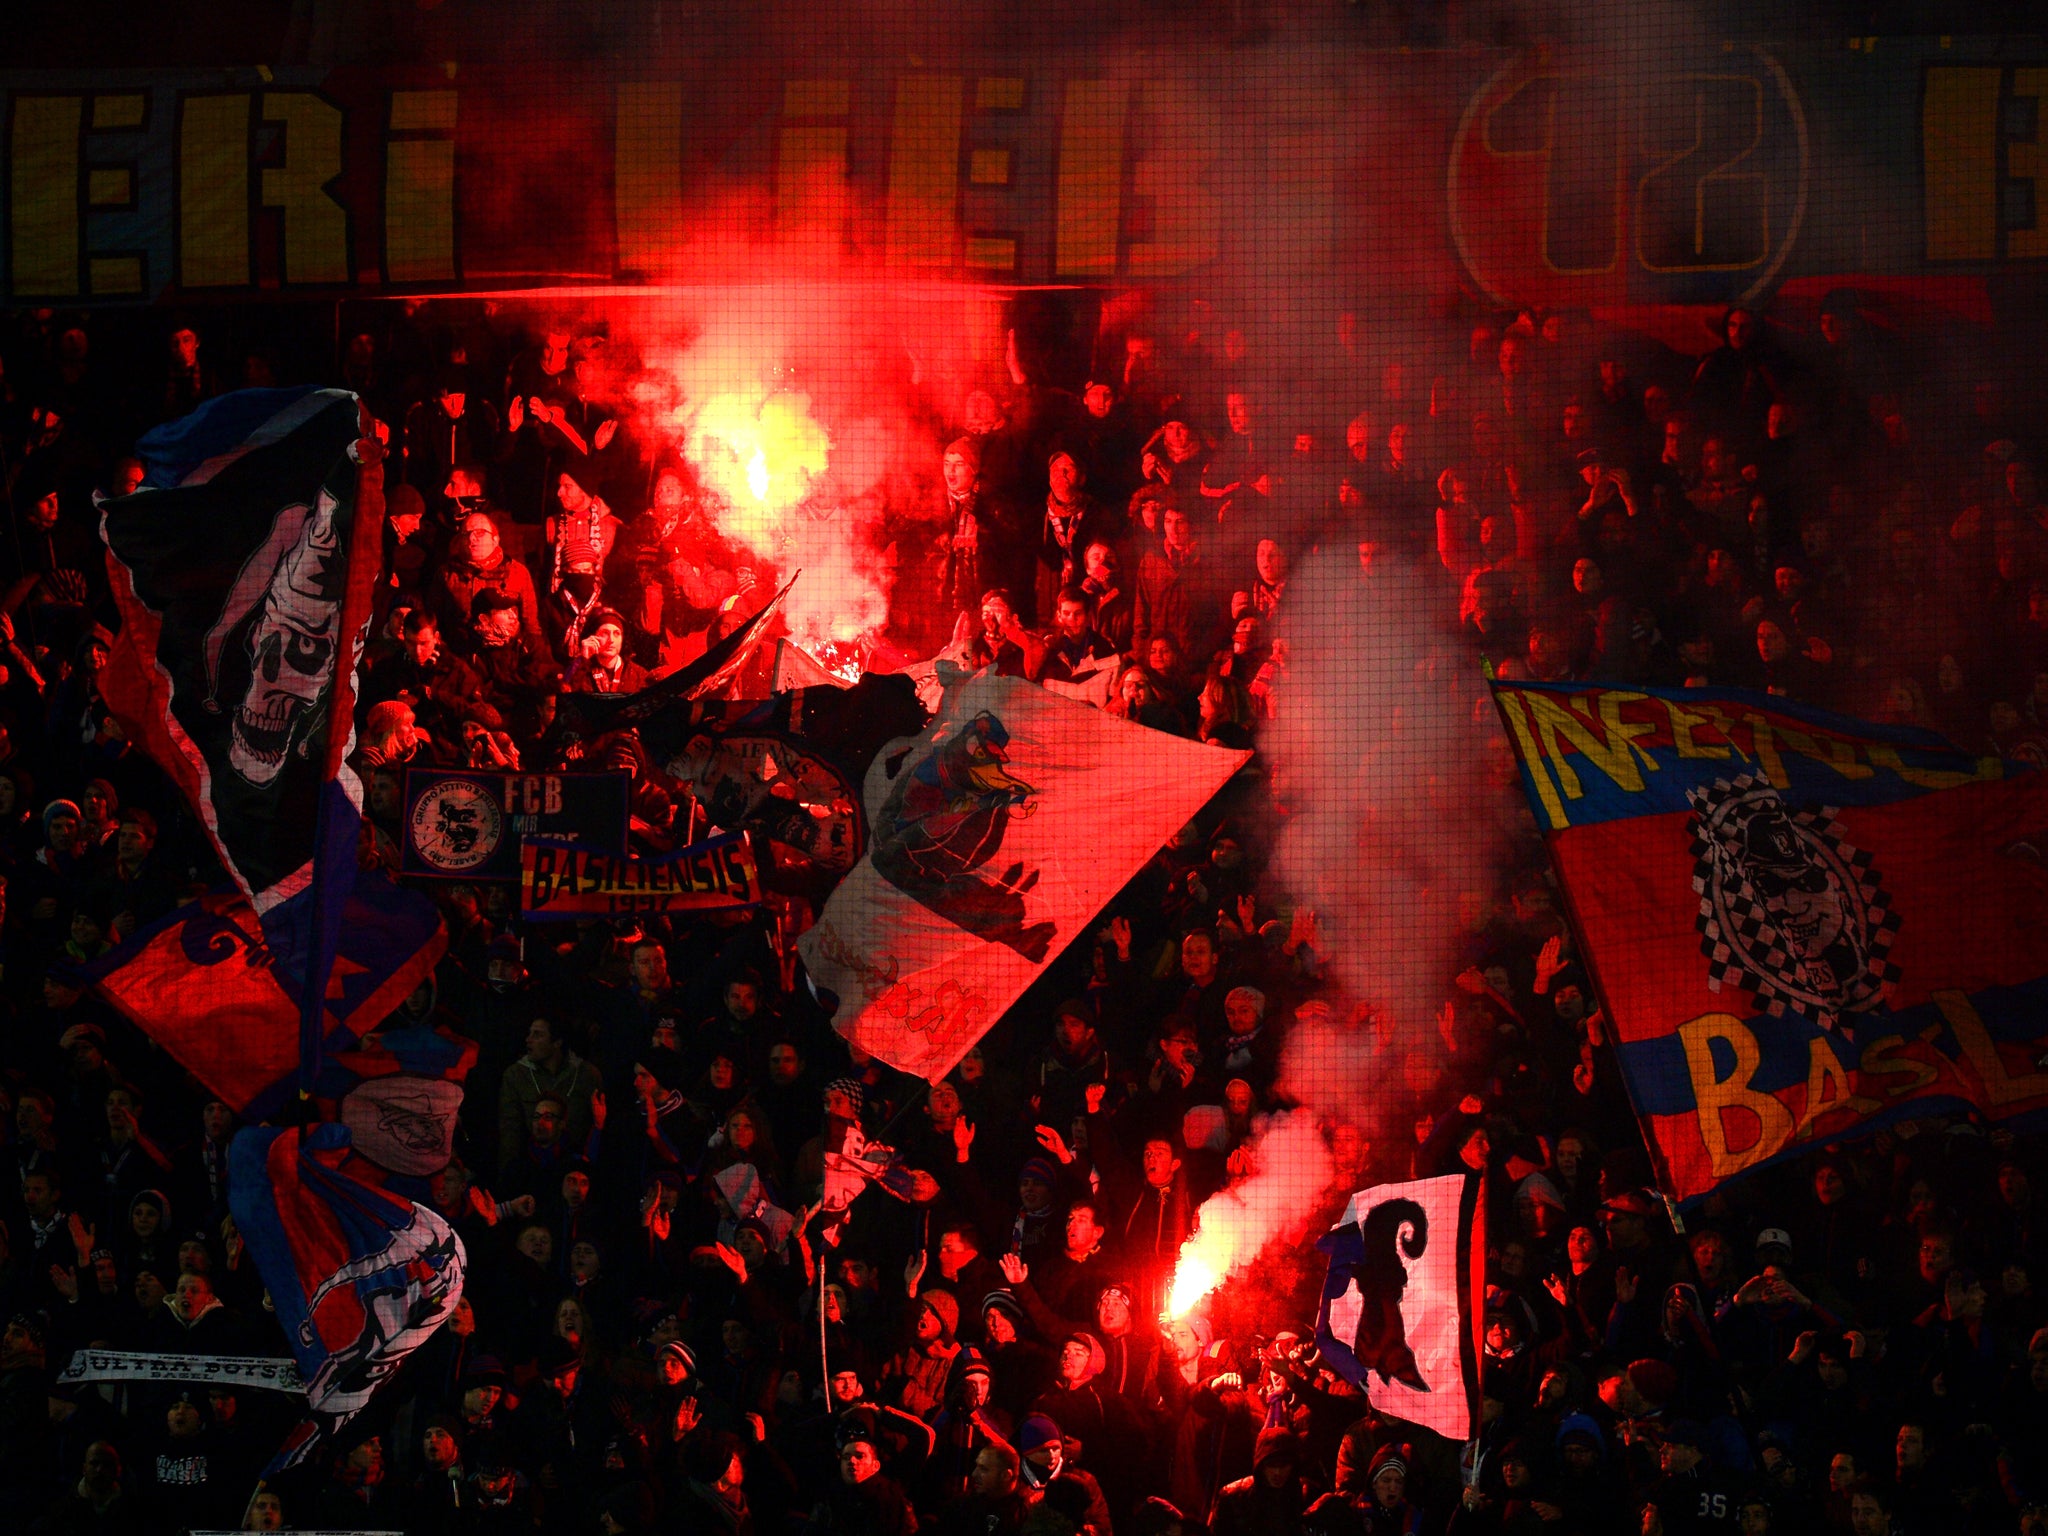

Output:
xmin=0 ymin=290 xmax=2043 ymax=1536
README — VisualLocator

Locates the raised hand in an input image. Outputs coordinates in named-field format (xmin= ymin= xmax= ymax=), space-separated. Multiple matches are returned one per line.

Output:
xmin=1108 ymin=916 xmax=1132 ymax=958
xmin=998 ymin=1252 xmax=1028 ymax=1285
xmin=1035 ymin=1124 xmax=1074 ymax=1164
xmin=1533 ymin=934 xmax=1565 ymax=993
xmin=952 ymin=1117 xmax=976 ymax=1163
xmin=904 ymin=1250 xmax=927 ymax=1294
xmin=594 ymin=419 xmax=618 ymax=451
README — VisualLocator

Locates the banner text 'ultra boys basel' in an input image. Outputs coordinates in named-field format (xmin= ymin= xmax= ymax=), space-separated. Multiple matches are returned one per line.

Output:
xmin=1492 ymin=680 xmax=2048 ymax=1204
xmin=3 ymin=38 xmax=2042 ymax=305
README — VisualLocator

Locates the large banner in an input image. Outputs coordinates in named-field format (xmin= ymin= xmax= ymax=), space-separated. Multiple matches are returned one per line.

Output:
xmin=1314 ymin=1174 xmax=1483 ymax=1443
xmin=57 ymin=1350 xmax=305 ymax=1393
xmin=1491 ymin=680 xmax=2048 ymax=1203
xmin=401 ymin=769 xmax=630 ymax=881
xmin=3 ymin=40 xmax=2042 ymax=307
xmin=518 ymin=831 xmax=763 ymax=921
xmin=799 ymin=670 xmax=1247 ymax=1081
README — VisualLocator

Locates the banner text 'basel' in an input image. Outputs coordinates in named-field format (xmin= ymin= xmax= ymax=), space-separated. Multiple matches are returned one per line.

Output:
xmin=1492 ymin=680 xmax=2048 ymax=1203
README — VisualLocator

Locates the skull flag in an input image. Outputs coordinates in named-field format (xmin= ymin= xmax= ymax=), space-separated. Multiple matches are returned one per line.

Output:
xmin=1314 ymin=1174 xmax=1483 ymax=1442
xmin=1489 ymin=680 xmax=2048 ymax=1203
xmin=99 ymin=387 xmax=381 ymax=914
xmin=230 ymin=1122 xmax=466 ymax=1470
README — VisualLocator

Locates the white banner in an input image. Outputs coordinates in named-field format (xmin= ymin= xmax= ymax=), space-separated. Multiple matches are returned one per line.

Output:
xmin=58 ymin=1349 xmax=305 ymax=1393
xmin=800 ymin=670 xmax=1248 ymax=1080
xmin=1314 ymin=1174 xmax=1480 ymax=1441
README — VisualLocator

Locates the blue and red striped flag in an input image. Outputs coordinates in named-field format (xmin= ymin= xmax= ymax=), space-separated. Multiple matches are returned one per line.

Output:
xmin=1491 ymin=680 xmax=2048 ymax=1201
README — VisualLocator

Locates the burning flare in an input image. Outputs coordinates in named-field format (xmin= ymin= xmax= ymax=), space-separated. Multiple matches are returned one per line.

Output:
xmin=1162 ymin=1111 xmax=1335 ymax=1320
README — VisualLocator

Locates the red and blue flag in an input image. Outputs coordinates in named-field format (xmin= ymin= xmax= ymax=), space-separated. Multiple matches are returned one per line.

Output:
xmin=96 ymin=387 xmax=439 ymax=1086
xmin=229 ymin=1122 xmax=465 ymax=1469
xmin=1491 ymin=680 xmax=2048 ymax=1202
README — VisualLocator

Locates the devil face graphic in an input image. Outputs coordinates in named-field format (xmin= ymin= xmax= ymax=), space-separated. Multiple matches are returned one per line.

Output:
xmin=222 ymin=489 xmax=346 ymax=785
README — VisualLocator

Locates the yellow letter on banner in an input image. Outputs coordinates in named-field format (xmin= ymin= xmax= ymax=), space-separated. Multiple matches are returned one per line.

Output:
xmin=1055 ymin=80 xmax=1127 ymax=278
xmin=1939 ymin=990 xmax=2048 ymax=1110
xmin=885 ymin=76 xmax=963 ymax=268
xmin=180 ymin=94 xmax=250 ymax=288
xmin=1922 ymin=66 xmax=2001 ymax=262
xmin=260 ymin=93 xmax=348 ymax=285
xmin=615 ymin=82 xmax=682 ymax=278
xmin=1677 ymin=1012 xmax=1795 ymax=1179
xmin=10 ymin=95 xmax=82 ymax=296
xmin=387 ymin=90 xmax=456 ymax=283
xmin=1127 ymin=80 xmax=1218 ymax=277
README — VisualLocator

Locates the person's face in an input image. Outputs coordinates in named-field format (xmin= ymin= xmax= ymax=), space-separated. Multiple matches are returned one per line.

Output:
xmin=47 ymin=813 xmax=80 ymax=853
xmin=943 ymin=448 xmax=977 ymax=498
xmin=1119 ymin=669 xmax=1153 ymax=708
xmin=26 ymin=490 xmax=60 ymax=532
xmin=708 ymin=1055 xmax=735 ymax=1091
xmin=660 ymin=1351 xmax=689 ymax=1387
xmin=407 ymin=623 xmax=441 ymax=669
xmin=1148 ymin=636 xmax=1179 ymax=676
xmin=1084 ymin=383 xmax=1114 ymax=419
xmin=1725 ymin=309 xmax=1756 ymax=348
xmin=1097 ymin=1292 xmax=1132 ymax=1335
xmin=116 ymin=819 xmax=153 ymax=864
xmin=1691 ymin=1232 xmax=1729 ymax=1285
xmin=178 ymin=1239 xmax=209 ymax=1275
xmin=1162 ymin=421 xmax=1194 ymax=461
xmin=1049 ymin=454 xmax=1081 ymax=501
xmin=591 ymin=621 xmax=623 ymax=662
xmin=1817 ymin=1353 xmax=1848 ymax=1389
xmin=1018 ymin=1173 xmax=1052 ymax=1212
xmin=517 ymin=1225 xmax=552 ymax=1266
xmin=1181 ymin=932 xmax=1217 ymax=982
xmin=462 ymin=515 xmax=499 ymax=561
xmin=170 ymin=328 xmax=199 ymax=368
xmin=176 ymin=1274 xmax=214 ymax=1314
xmin=1919 ymin=1235 xmax=1953 ymax=1284
xmin=768 ymin=1044 xmax=802 ymax=1085
xmin=840 ymin=1442 xmax=880 ymax=1485
xmin=1162 ymin=507 xmax=1193 ymax=550
xmin=980 ymin=592 xmax=1014 ymax=634
xmin=1224 ymin=393 xmax=1251 ymax=436
xmin=1897 ymin=1425 xmax=1924 ymax=1468
xmin=969 ymin=1447 xmax=1014 ymax=1498
xmin=727 ymin=1112 xmax=757 ymax=1151
xmin=166 ymin=1399 xmax=202 ymax=1437
xmin=1757 ymin=622 xmax=1789 ymax=664
xmin=1255 ymin=539 xmax=1286 ymax=585
xmin=1065 ymin=1203 xmax=1104 ymax=1252
xmin=556 ymin=474 xmax=591 ymax=514
xmin=631 ymin=945 xmax=669 ymax=992
xmin=463 ymin=1382 xmax=502 ymax=1418
xmin=71 ymin=911 xmax=104 ymax=951
xmin=131 ymin=1201 xmax=160 ymax=1238
xmin=1660 ymin=1440 xmax=1702 ymax=1475
xmin=1054 ymin=1012 xmax=1094 ymax=1057
xmin=1703 ymin=438 xmax=1736 ymax=479
xmin=1142 ymin=1140 xmax=1181 ymax=1188
xmin=1083 ymin=542 xmax=1115 ymax=583
xmin=1225 ymin=1079 xmax=1254 ymax=1118
xmin=1060 ymin=1339 xmax=1092 ymax=1382
xmin=424 ymin=1425 xmax=460 ymax=1469
xmin=1374 ymin=1468 xmax=1405 ymax=1508
xmin=1850 ymin=1495 xmax=1890 ymax=1536
xmin=135 ymin=1270 xmax=166 ymax=1309
xmin=569 ymin=1242 xmax=599 ymax=1281
xmin=2002 ymin=1165 xmax=2031 ymax=1206
xmin=984 ymin=1307 xmax=1018 ymax=1346
xmin=524 ymin=1015 xmax=557 ymax=1064
xmin=724 ymin=980 xmax=760 ymax=1021
xmin=1568 ymin=1225 xmax=1598 ymax=1267
xmin=1055 ymin=597 xmax=1090 ymax=640
xmin=1815 ymin=1165 xmax=1847 ymax=1205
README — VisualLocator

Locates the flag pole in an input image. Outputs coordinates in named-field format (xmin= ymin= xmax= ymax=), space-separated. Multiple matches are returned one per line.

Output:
xmin=299 ymin=419 xmax=386 ymax=1095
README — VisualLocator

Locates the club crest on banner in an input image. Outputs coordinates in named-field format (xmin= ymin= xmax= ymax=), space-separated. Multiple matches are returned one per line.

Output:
xmin=407 ymin=777 xmax=505 ymax=873
xmin=1686 ymin=773 xmax=1902 ymax=1031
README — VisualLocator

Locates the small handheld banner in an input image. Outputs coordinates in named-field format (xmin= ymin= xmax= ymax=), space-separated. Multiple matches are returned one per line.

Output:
xmin=519 ymin=830 xmax=762 ymax=921
xmin=1314 ymin=1173 xmax=1483 ymax=1442
xmin=57 ymin=1350 xmax=305 ymax=1392
xmin=401 ymin=769 xmax=630 ymax=880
